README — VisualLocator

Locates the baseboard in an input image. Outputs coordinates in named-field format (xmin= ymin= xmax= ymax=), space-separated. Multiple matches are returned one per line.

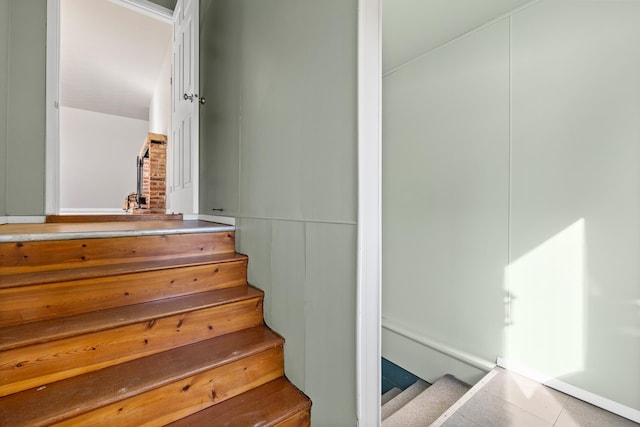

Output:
xmin=0 ymin=216 xmax=6 ymax=225
xmin=4 ymin=216 xmax=46 ymax=224
xmin=59 ymin=208 xmax=125 ymax=214
xmin=497 ymin=357 xmax=640 ymax=423
xmin=199 ymin=214 xmax=235 ymax=226
xmin=382 ymin=319 xmax=491 ymax=386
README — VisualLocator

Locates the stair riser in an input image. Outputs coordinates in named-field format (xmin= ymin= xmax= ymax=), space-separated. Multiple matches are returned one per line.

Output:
xmin=51 ymin=347 xmax=284 ymax=427
xmin=0 ymin=232 xmax=235 ymax=276
xmin=0 ymin=260 xmax=248 ymax=327
xmin=0 ymin=297 xmax=264 ymax=397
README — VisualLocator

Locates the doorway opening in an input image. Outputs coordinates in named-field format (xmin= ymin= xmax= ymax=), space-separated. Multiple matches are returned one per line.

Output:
xmin=57 ymin=0 xmax=171 ymax=215
xmin=46 ymin=0 xmax=199 ymax=217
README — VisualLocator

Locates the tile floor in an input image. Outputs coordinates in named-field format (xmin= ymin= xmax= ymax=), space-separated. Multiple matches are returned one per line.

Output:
xmin=441 ymin=367 xmax=639 ymax=427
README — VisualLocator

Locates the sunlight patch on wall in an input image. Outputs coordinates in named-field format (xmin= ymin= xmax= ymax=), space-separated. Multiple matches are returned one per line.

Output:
xmin=506 ymin=218 xmax=586 ymax=379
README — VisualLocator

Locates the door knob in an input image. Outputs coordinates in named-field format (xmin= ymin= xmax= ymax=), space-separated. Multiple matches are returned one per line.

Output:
xmin=199 ymin=96 xmax=206 ymax=105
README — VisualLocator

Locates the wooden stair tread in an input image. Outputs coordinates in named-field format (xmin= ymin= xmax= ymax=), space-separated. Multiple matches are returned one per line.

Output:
xmin=0 ymin=252 xmax=247 ymax=289
xmin=0 ymin=326 xmax=283 ymax=427
xmin=0 ymin=285 xmax=262 ymax=351
xmin=167 ymin=377 xmax=311 ymax=427
xmin=0 ymin=231 xmax=235 ymax=278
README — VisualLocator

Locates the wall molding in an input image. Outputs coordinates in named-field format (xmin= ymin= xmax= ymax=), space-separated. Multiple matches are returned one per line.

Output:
xmin=383 ymin=317 xmax=495 ymax=373
xmin=60 ymin=208 xmax=124 ymax=215
xmin=497 ymin=358 xmax=640 ymax=423
xmin=0 ymin=217 xmax=6 ymax=225
xmin=236 ymin=215 xmax=355 ymax=226
xmin=110 ymin=0 xmax=173 ymax=24
xmin=4 ymin=216 xmax=46 ymax=224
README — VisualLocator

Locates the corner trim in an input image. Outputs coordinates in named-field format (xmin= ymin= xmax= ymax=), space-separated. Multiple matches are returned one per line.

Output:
xmin=45 ymin=0 xmax=60 ymax=215
xmin=497 ymin=357 xmax=640 ymax=423
xmin=356 ymin=0 xmax=382 ymax=425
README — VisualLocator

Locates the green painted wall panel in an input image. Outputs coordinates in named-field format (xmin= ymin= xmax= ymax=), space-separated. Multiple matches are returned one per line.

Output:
xmin=383 ymin=19 xmax=510 ymax=367
xmin=206 ymin=1 xmax=359 ymax=423
xmin=236 ymin=217 xmax=273 ymax=318
xmin=269 ymin=220 xmax=307 ymax=389
xmin=199 ymin=0 xmax=241 ymax=216
xmin=509 ymin=0 xmax=640 ymax=410
xmin=305 ymin=223 xmax=357 ymax=426
xmin=0 ymin=0 xmax=9 ymax=215
xmin=5 ymin=0 xmax=46 ymax=215
xmin=238 ymin=0 xmax=357 ymax=223
xmin=236 ymin=218 xmax=359 ymax=426
xmin=383 ymin=0 xmax=640 ymax=413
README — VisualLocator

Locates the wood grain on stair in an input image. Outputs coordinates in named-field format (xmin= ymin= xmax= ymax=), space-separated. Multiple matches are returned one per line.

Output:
xmin=0 ymin=326 xmax=284 ymax=427
xmin=168 ymin=377 xmax=312 ymax=427
xmin=0 ymin=220 xmax=311 ymax=425
xmin=0 ymin=257 xmax=248 ymax=326
xmin=0 ymin=252 xmax=247 ymax=289
xmin=0 ymin=288 xmax=264 ymax=397
xmin=55 ymin=347 xmax=284 ymax=427
xmin=0 ymin=231 xmax=235 ymax=276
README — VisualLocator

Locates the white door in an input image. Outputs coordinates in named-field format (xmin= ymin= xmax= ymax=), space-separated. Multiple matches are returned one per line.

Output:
xmin=170 ymin=0 xmax=199 ymax=215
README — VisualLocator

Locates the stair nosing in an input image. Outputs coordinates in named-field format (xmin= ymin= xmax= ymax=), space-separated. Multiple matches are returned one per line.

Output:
xmin=0 ymin=222 xmax=235 ymax=243
xmin=381 ymin=387 xmax=402 ymax=406
xmin=381 ymin=379 xmax=429 ymax=420
xmin=0 ymin=285 xmax=263 ymax=351
xmin=0 ymin=325 xmax=283 ymax=427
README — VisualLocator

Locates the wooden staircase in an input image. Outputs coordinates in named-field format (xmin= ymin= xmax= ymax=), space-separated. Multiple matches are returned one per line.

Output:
xmin=0 ymin=221 xmax=311 ymax=426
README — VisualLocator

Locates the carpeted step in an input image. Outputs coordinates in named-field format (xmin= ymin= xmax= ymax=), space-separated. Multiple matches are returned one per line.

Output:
xmin=381 ymin=379 xmax=429 ymax=420
xmin=382 ymin=374 xmax=471 ymax=426
xmin=382 ymin=387 xmax=402 ymax=406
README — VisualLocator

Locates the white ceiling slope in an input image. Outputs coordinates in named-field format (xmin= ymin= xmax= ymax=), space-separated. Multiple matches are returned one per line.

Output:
xmin=383 ymin=0 xmax=537 ymax=73
xmin=61 ymin=0 xmax=172 ymax=120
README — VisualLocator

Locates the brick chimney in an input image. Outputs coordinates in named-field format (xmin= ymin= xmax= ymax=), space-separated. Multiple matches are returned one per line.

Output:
xmin=136 ymin=133 xmax=167 ymax=213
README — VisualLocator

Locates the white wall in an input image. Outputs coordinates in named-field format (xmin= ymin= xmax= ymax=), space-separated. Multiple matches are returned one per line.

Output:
xmin=383 ymin=0 xmax=640 ymax=414
xmin=60 ymin=107 xmax=149 ymax=212
xmin=149 ymin=45 xmax=171 ymax=136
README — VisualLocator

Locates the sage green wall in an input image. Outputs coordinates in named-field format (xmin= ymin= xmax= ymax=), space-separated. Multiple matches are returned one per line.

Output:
xmin=383 ymin=18 xmax=509 ymax=385
xmin=383 ymin=0 xmax=640 ymax=413
xmin=199 ymin=1 xmax=358 ymax=425
xmin=199 ymin=0 xmax=240 ymax=217
xmin=0 ymin=0 xmax=46 ymax=216
xmin=0 ymin=0 xmax=9 ymax=216
xmin=507 ymin=0 xmax=640 ymax=411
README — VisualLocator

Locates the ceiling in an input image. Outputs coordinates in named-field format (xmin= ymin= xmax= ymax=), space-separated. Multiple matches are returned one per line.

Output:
xmin=60 ymin=0 xmax=172 ymax=120
xmin=383 ymin=0 xmax=537 ymax=73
